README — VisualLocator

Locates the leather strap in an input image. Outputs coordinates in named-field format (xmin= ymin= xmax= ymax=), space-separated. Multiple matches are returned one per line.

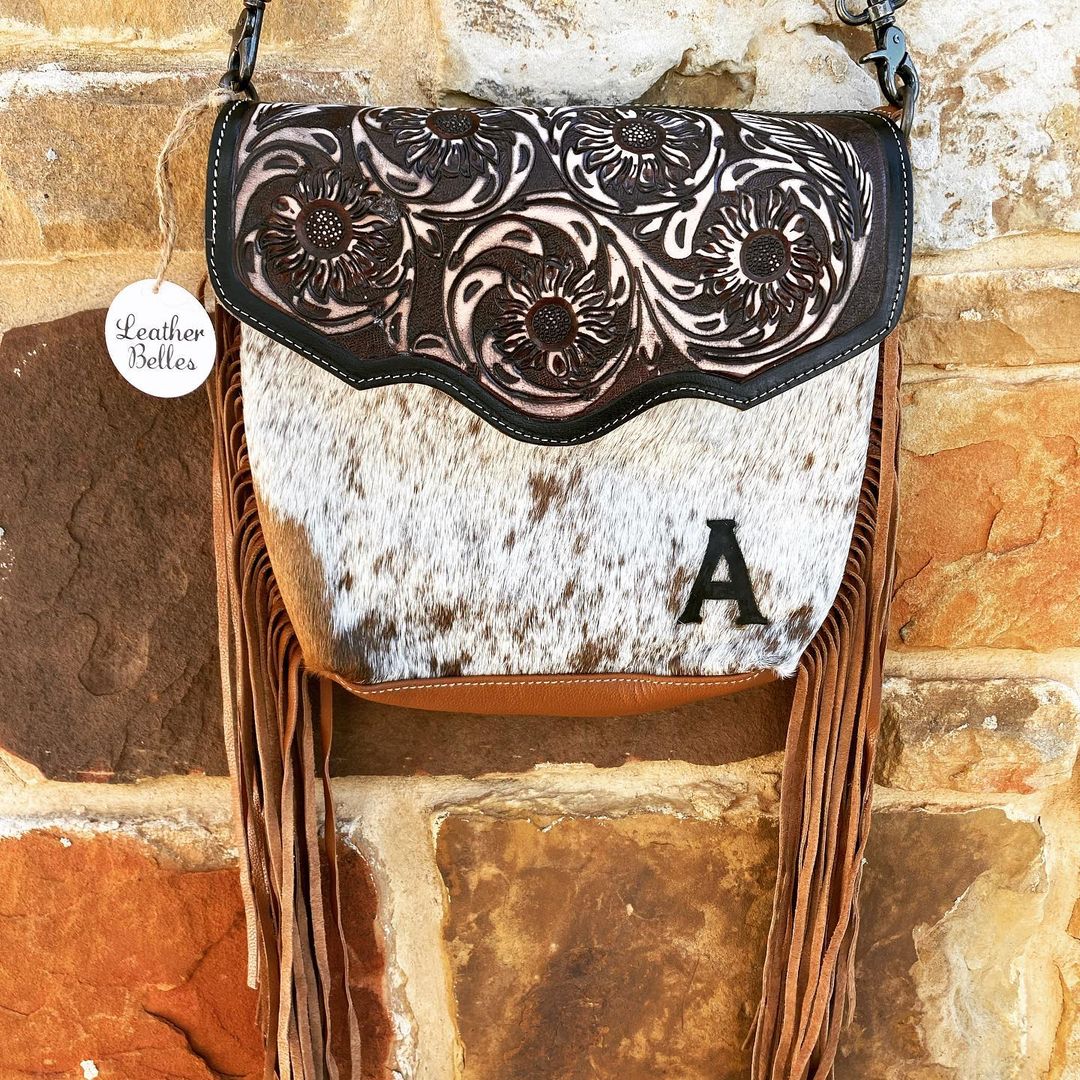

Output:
xmin=218 ymin=0 xmax=917 ymax=133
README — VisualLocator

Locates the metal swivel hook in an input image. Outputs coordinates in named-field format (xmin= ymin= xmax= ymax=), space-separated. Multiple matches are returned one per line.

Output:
xmin=836 ymin=0 xmax=920 ymax=135
xmin=219 ymin=0 xmax=266 ymax=98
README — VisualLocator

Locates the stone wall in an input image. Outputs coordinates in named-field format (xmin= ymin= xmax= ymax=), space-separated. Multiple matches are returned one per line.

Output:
xmin=2 ymin=1 xmax=1079 ymax=1077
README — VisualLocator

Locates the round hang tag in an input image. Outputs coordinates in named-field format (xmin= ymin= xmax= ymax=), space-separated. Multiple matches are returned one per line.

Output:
xmin=105 ymin=279 xmax=216 ymax=398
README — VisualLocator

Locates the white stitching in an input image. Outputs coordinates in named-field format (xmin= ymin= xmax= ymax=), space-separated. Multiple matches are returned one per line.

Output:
xmin=355 ymin=672 xmax=770 ymax=695
xmin=210 ymin=104 xmax=910 ymax=443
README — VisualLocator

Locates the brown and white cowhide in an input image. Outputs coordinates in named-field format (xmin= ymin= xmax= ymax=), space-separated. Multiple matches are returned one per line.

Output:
xmin=239 ymin=328 xmax=878 ymax=684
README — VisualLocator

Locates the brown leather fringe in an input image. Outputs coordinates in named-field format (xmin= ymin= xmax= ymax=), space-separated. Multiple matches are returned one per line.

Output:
xmin=209 ymin=306 xmax=362 ymax=1080
xmin=751 ymin=334 xmax=902 ymax=1079
xmin=211 ymin=300 xmax=899 ymax=1079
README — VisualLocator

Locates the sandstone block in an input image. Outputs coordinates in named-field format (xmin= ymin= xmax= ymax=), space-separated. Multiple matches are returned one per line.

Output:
xmin=0 ymin=248 xmax=209 ymax=332
xmin=436 ymin=811 xmax=777 ymax=1079
xmin=438 ymin=0 xmax=877 ymax=111
xmin=0 ymin=827 xmax=388 ymax=1079
xmin=879 ymin=676 xmax=1080 ymax=793
xmin=0 ymin=4 xmax=441 ymax=102
xmin=0 ymin=0 xmax=348 ymax=49
xmin=838 ymin=807 xmax=1051 ymax=1079
xmin=901 ymin=269 xmax=1080 ymax=369
xmin=0 ymin=828 xmax=260 ymax=1079
xmin=893 ymin=376 xmax=1080 ymax=650
xmin=0 ymin=308 xmax=222 ymax=781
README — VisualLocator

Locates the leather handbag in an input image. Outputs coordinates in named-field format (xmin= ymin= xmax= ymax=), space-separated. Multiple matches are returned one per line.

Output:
xmin=204 ymin=2 xmax=920 ymax=1076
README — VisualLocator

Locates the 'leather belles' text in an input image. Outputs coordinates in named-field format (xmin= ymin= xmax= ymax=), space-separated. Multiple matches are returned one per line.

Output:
xmin=113 ymin=312 xmax=207 ymax=371
xmin=104 ymin=280 xmax=216 ymax=398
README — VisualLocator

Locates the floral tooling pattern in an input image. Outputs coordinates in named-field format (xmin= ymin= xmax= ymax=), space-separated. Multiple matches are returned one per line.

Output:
xmin=225 ymin=104 xmax=883 ymax=421
xmin=259 ymin=168 xmax=398 ymax=300
xmin=697 ymin=187 xmax=827 ymax=323
xmin=492 ymin=259 xmax=621 ymax=387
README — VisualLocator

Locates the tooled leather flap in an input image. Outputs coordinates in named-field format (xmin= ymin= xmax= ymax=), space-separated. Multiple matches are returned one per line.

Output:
xmin=207 ymin=101 xmax=911 ymax=444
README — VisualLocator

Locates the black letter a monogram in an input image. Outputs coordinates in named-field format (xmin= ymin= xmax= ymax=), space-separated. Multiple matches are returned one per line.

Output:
xmin=678 ymin=520 xmax=769 ymax=626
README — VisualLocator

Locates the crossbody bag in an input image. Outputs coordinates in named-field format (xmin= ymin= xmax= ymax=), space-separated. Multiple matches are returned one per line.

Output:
xmin=203 ymin=3 xmax=920 ymax=1076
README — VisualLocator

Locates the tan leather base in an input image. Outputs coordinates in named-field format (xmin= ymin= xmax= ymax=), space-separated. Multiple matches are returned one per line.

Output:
xmin=332 ymin=669 xmax=777 ymax=717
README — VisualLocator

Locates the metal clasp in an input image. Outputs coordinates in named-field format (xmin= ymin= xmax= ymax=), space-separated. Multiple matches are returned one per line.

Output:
xmin=219 ymin=0 xmax=265 ymax=98
xmin=836 ymin=0 xmax=920 ymax=136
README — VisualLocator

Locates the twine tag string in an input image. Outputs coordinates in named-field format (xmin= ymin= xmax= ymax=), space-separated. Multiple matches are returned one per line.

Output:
xmin=153 ymin=86 xmax=247 ymax=293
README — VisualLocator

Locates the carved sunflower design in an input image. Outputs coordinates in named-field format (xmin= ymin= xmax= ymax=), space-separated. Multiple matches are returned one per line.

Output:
xmin=258 ymin=169 xmax=397 ymax=302
xmin=568 ymin=107 xmax=705 ymax=194
xmin=492 ymin=260 xmax=619 ymax=385
xmin=697 ymin=187 xmax=827 ymax=323
xmin=385 ymin=108 xmax=504 ymax=179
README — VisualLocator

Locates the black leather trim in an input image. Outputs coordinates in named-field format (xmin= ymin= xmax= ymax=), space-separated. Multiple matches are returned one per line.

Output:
xmin=206 ymin=101 xmax=912 ymax=446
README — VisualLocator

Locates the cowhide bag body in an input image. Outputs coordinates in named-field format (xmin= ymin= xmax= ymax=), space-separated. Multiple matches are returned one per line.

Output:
xmin=205 ymin=20 xmax=914 ymax=1080
xmin=209 ymin=102 xmax=908 ymax=706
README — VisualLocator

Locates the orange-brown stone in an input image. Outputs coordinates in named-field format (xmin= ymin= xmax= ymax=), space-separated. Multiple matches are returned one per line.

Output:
xmin=0 ymin=310 xmax=222 ymax=781
xmin=0 ymin=829 xmax=389 ymax=1079
xmin=0 ymin=829 xmax=259 ymax=1079
xmin=0 ymin=0 xmax=348 ymax=48
xmin=878 ymin=676 xmax=1080 ymax=793
xmin=838 ymin=808 xmax=1048 ymax=1078
xmin=437 ymin=803 xmax=1052 ymax=1080
xmin=892 ymin=377 xmax=1080 ymax=649
xmin=900 ymin=270 xmax=1080 ymax=369
xmin=437 ymin=812 xmax=777 ymax=1080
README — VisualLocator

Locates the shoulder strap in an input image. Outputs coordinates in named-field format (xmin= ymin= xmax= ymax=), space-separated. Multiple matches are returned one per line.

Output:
xmin=217 ymin=0 xmax=919 ymax=134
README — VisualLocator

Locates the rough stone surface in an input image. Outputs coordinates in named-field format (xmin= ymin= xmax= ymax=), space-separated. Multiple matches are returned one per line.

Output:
xmin=438 ymin=0 xmax=1080 ymax=252
xmin=0 ymin=3 xmax=442 ymax=101
xmin=901 ymin=269 xmax=1080 ymax=369
xmin=0 ymin=309 xmax=225 ymax=781
xmin=1057 ymin=931 xmax=1080 ymax=1080
xmin=0 ymin=828 xmax=260 ymax=1079
xmin=436 ymin=805 xmax=1054 ymax=1080
xmin=838 ymin=807 xmax=1051 ymax=1080
xmin=900 ymin=0 xmax=1080 ymax=251
xmin=330 ymin=678 xmax=793 ymax=777
xmin=438 ymin=0 xmax=880 ymax=110
xmin=893 ymin=376 xmax=1080 ymax=650
xmin=0 ymin=69 xmax=378 ymax=275
xmin=0 ymin=0 xmax=349 ymax=48
xmin=327 ymin=837 xmax=394 ymax=1080
xmin=878 ymin=676 xmax=1080 ymax=793
xmin=0 ymin=827 xmax=390 ymax=1079
xmin=437 ymin=811 xmax=777 ymax=1080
